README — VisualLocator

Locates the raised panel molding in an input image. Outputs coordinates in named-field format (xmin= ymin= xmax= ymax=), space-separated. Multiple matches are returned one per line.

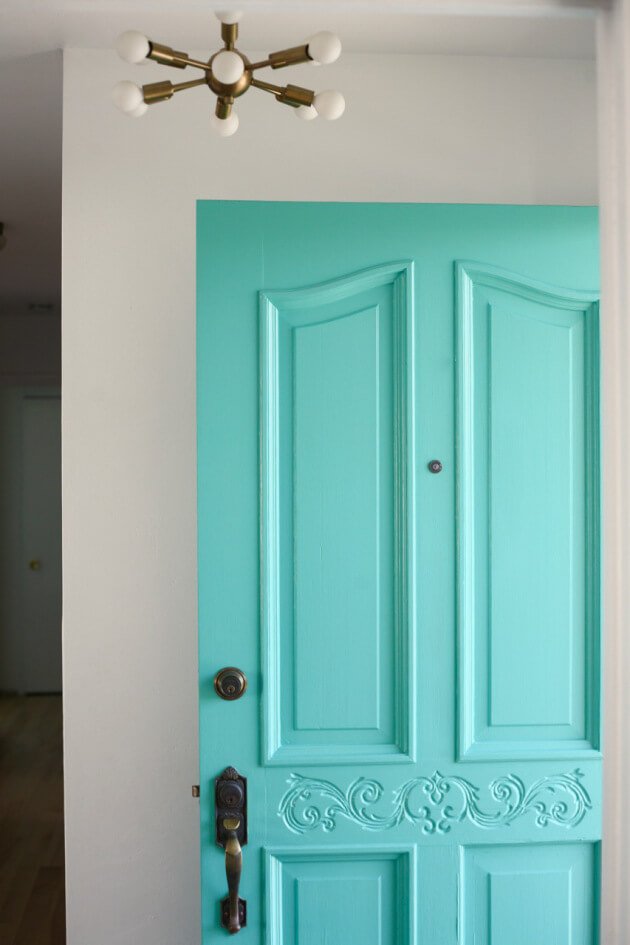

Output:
xmin=456 ymin=262 xmax=600 ymax=762
xmin=277 ymin=769 xmax=591 ymax=834
xmin=260 ymin=262 xmax=416 ymax=766
xmin=460 ymin=842 xmax=596 ymax=945
xmin=265 ymin=846 xmax=415 ymax=945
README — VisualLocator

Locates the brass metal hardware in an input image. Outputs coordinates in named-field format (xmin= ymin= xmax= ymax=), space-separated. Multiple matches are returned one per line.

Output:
xmin=428 ymin=460 xmax=443 ymax=474
xmin=206 ymin=52 xmax=253 ymax=99
xmin=114 ymin=14 xmax=343 ymax=133
xmin=147 ymin=42 xmax=189 ymax=69
xmin=280 ymin=84 xmax=316 ymax=108
xmin=216 ymin=767 xmax=247 ymax=933
xmin=268 ymin=44 xmax=311 ymax=69
xmin=142 ymin=78 xmax=206 ymax=105
xmin=192 ymin=785 xmax=200 ymax=798
xmin=142 ymin=80 xmax=176 ymax=104
xmin=221 ymin=22 xmax=238 ymax=50
xmin=222 ymin=818 xmax=244 ymax=933
xmin=214 ymin=667 xmax=247 ymax=701
xmin=28 ymin=559 xmax=41 ymax=571
xmin=215 ymin=97 xmax=233 ymax=120
xmin=251 ymin=78 xmax=315 ymax=108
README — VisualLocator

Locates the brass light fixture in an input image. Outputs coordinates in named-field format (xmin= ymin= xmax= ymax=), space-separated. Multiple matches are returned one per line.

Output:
xmin=113 ymin=10 xmax=344 ymax=136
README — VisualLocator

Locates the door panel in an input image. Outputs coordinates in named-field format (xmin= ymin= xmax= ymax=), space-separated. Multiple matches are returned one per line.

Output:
xmin=197 ymin=203 xmax=600 ymax=944
xmin=456 ymin=263 xmax=600 ymax=760
xmin=266 ymin=847 xmax=415 ymax=945
xmin=261 ymin=265 xmax=415 ymax=765
xmin=460 ymin=843 xmax=595 ymax=945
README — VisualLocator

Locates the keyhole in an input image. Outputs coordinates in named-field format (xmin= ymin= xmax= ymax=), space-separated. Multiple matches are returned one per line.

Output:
xmin=214 ymin=667 xmax=248 ymax=701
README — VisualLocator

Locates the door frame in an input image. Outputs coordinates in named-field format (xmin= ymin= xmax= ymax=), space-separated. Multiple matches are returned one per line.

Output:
xmin=373 ymin=1 xmax=625 ymax=940
xmin=595 ymin=3 xmax=630 ymax=941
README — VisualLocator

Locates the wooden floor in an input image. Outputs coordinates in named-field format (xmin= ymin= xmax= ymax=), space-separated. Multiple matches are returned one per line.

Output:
xmin=0 ymin=695 xmax=65 ymax=945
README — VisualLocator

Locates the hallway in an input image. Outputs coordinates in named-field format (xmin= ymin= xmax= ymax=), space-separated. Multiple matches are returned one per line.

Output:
xmin=0 ymin=695 xmax=65 ymax=944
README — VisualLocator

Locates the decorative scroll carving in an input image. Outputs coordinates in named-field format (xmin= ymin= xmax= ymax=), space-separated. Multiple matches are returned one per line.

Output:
xmin=279 ymin=769 xmax=591 ymax=834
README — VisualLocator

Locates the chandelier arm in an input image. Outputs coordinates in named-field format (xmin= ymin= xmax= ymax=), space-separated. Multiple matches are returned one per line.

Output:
xmin=249 ymin=45 xmax=312 ymax=72
xmin=142 ymin=78 xmax=207 ymax=105
xmin=215 ymin=97 xmax=234 ymax=119
xmin=172 ymin=78 xmax=208 ymax=93
xmin=147 ymin=43 xmax=209 ymax=72
xmin=251 ymin=77 xmax=283 ymax=98
xmin=248 ymin=59 xmax=273 ymax=71
xmin=221 ymin=22 xmax=238 ymax=50
xmin=178 ymin=56 xmax=212 ymax=71
xmin=280 ymin=84 xmax=315 ymax=108
xmin=251 ymin=78 xmax=315 ymax=108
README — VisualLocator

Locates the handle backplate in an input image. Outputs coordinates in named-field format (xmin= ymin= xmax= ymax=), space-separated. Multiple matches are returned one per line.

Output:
xmin=216 ymin=766 xmax=247 ymax=846
xmin=216 ymin=767 xmax=247 ymax=933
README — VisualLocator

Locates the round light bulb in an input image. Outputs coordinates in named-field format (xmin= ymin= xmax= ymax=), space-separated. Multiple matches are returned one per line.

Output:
xmin=129 ymin=101 xmax=148 ymax=118
xmin=211 ymin=112 xmax=239 ymax=137
xmin=215 ymin=10 xmax=243 ymax=24
xmin=212 ymin=50 xmax=245 ymax=85
xmin=116 ymin=31 xmax=150 ymax=64
xmin=313 ymin=89 xmax=345 ymax=120
xmin=307 ymin=31 xmax=342 ymax=65
xmin=112 ymin=81 xmax=144 ymax=114
xmin=294 ymin=105 xmax=318 ymax=121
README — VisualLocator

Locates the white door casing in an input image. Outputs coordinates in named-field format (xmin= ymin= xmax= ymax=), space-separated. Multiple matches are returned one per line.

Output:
xmin=597 ymin=1 xmax=630 ymax=941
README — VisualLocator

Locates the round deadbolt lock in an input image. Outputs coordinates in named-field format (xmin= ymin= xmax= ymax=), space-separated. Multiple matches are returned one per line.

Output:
xmin=428 ymin=459 xmax=443 ymax=474
xmin=214 ymin=667 xmax=248 ymax=701
xmin=217 ymin=779 xmax=245 ymax=809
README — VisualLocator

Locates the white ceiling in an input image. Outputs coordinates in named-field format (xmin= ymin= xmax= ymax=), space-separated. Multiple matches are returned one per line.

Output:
xmin=0 ymin=1 xmax=595 ymax=317
xmin=0 ymin=2 xmax=596 ymax=61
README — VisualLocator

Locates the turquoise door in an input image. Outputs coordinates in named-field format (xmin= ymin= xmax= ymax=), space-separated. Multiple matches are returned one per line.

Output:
xmin=197 ymin=203 xmax=601 ymax=944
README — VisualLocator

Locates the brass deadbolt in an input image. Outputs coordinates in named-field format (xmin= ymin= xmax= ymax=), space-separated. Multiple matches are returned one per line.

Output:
xmin=214 ymin=667 xmax=247 ymax=701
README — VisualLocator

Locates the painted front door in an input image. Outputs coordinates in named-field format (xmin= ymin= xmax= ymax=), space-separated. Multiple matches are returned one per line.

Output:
xmin=197 ymin=203 xmax=601 ymax=944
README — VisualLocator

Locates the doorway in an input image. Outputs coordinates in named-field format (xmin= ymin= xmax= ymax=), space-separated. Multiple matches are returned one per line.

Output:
xmin=0 ymin=47 xmax=64 ymax=945
xmin=0 ymin=387 xmax=64 ymax=942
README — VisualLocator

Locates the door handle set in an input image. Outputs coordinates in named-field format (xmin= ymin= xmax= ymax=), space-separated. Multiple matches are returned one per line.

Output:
xmin=216 ymin=766 xmax=247 ymax=933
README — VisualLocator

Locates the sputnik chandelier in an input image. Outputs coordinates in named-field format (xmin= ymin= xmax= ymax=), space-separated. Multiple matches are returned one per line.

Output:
xmin=112 ymin=10 xmax=344 ymax=136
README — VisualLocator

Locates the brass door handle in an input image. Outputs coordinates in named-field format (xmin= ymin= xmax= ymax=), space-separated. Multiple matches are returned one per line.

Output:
xmin=216 ymin=767 xmax=247 ymax=933
xmin=223 ymin=817 xmax=243 ymax=934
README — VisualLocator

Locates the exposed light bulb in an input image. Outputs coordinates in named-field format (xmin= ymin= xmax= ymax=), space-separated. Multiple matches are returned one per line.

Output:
xmin=211 ymin=111 xmax=239 ymax=137
xmin=313 ymin=89 xmax=345 ymax=120
xmin=212 ymin=50 xmax=245 ymax=85
xmin=129 ymin=101 xmax=148 ymax=118
xmin=215 ymin=10 xmax=243 ymax=24
xmin=294 ymin=105 xmax=318 ymax=121
xmin=116 ymin=31 xmax=151 ymax=63
xmin=307 ymin=31 xmax=342 ymax=65
xmin=112 ymin=81 xmax=144 ymax=114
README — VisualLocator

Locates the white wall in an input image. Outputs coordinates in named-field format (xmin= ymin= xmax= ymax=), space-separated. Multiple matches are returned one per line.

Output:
xmin=62 ymin=47 xmax=597 ymax=945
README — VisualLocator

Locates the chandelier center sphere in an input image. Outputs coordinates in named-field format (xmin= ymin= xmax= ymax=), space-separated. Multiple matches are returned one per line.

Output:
xmin=207 ymin=50 xmax=252 ymax=97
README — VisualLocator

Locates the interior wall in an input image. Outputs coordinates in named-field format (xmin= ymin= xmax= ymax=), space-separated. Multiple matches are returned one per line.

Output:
xmin=62 ymin=47 xmax=597 ymax=945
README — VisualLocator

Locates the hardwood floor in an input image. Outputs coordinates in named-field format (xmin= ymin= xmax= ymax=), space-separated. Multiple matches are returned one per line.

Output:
xmin=0 ymin=695 xmax=65 ymax=945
